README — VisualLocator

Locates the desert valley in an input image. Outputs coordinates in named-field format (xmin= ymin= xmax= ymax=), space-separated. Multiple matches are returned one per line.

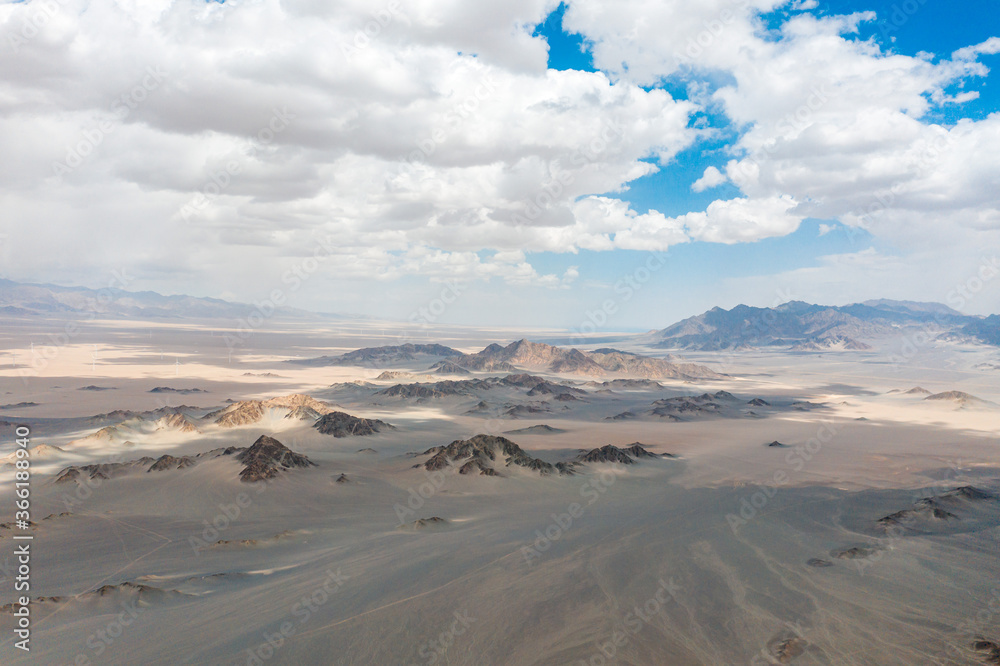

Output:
xmin=0 ymin=285 xmax=998 ymax=665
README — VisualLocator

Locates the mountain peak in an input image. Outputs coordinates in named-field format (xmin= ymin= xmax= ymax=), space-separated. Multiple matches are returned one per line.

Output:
xmin=236 ymin=435 xmax=315 ymax=482
xmin=654 ymin=299 xmax=981 ymax=351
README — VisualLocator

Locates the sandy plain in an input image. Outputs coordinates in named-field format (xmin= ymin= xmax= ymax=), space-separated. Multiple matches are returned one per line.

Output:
xmin=0 ymin=314 xmax=997 ymax=665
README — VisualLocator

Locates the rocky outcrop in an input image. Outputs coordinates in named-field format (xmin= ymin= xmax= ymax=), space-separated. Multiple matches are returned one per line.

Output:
xmin=236 ymin=435 xmax=315 ymax=482
xmin=416 ymin=434 xmax=572 ymax=477
xmin=576 ymin=442 xmax=664 ymax=465
xmin=398 ymin=517 xmax=449 ymax=530
xmin=210 ymin=400 xmax=266 ymax=427
xmin=429 ymin=360 xmax=471 ymax=375
xmin=444 ymin=339 xmax=720 ymax=379
xmin=576 ymin=445 xmax=635 ymax=464
xmin=586 ymin=349 xmax=723 ymax=379
xmin=313 ymin=411 xmax=392 ymax=437
xmin=263 ymin=394 xmax=335 ymax=414
xmin=155 ymin=413 xmax=200 ymax=433
xmin=876 ymin=486 xmax=997 ymax=533
xmin=284 ymin=406 xmax=322 ymax=421
xmin=55 ymin=457 xmax=155 ymax=483
xmin=149 ymin=387 xmax=207 ymax=394
xmin=56 ymin=447 xmax=243 ymax=483
xmin=924 ymin=391 xmax=995 ymax=408
xmin=147 ymin=455 xmax=196 ymax=472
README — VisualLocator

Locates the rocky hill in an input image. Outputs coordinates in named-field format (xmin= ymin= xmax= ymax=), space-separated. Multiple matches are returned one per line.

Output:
xmin=415 ymin=434 xmax=575 ymax=477
xmin=448 ymin=339 xmax=720 ymax=379
xmin=236 ymin=435 xmax=315 ymax=482
xmin=313 ymin=411 xmax=393 ymax=437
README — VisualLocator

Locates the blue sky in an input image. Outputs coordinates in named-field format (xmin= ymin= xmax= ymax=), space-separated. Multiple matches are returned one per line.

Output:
xmin=523 ymin=1 xmax=998 ymax=329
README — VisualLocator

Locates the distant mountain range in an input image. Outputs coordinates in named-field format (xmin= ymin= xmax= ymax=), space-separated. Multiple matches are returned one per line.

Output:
xmin=2 ymin=279 xmax=997 ymax=350
xmin=0 ymin=278 xmax=328 ymax=319
xmin=961 ymin=315 xmax=1000 ymax=346
xmin=653 ymin=300 xmax=999 ymax=350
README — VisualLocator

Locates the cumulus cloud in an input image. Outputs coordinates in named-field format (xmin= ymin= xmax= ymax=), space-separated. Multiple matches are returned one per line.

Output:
xmin=0 ymin=0 xmax=705 ymax=295
xmin=691 ymin=165 xmax=727 ymax=192
xmin=0 ymin=0 xmax=997 ymax=317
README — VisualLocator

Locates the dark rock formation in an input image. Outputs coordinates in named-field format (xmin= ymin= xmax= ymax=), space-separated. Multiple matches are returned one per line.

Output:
xmin=577 ymin=445 xmax=635 ymax=464
xmin=149 ymin=387 xmax=207 ymax=394
xmin=399 ymin=517 xmax=449 ymax=530
xmin=236 ymin=435 xmax=315 ymax=482
xmin=620 ymin=442 xmax=661 ymax=458
xmin=429 ymin=360 xmax=472 ymax=375
xmin=313 ymin=411 xmax=392 ymax=437
xmin=147 ymin=455 xmax=196 ymax=472
xmin=416 ymin=434 xmax=570 ymax=477
xmin=503 ymin=424 xmax=566 ymax=435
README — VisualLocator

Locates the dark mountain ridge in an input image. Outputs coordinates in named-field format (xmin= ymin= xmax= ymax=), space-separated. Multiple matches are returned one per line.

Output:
xmin=654 ymin=299 xmax=989 ymax=350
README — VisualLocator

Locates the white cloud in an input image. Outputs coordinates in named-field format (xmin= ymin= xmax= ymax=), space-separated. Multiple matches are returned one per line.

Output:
xmin=691 ymin=165 xmax=727 ymax=192
xmin=0 ymin=0 xmax=703 ymax=294
xmin=0 ymin=0 xmax=997 ymax=317
xmin=953 ymin=37 xmax=1000 ymax=62
xmin=682 ymin=195 xmax=801 ymax=244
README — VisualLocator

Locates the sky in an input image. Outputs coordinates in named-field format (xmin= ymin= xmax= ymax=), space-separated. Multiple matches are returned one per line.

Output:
xmin=0 ymin=0 xmax=998 ymax=331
